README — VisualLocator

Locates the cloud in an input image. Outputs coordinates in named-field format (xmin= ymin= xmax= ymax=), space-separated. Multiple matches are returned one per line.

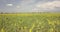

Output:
xmin=16 ymin=6 xmax=20 ymax=8
xmin=36 ymin=1 xmax=60 ymax=9
xmin=0 ymin=0 xmax=60 ymax=13
xmin=34 ymin=1 xmax=60 ymax=12
xmin=6 ymin=4 xmax=13 ymax=6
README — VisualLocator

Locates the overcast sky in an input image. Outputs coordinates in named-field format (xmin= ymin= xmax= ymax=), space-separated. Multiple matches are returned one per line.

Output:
xmin=0 ymin=0 xmax=60 ymax=13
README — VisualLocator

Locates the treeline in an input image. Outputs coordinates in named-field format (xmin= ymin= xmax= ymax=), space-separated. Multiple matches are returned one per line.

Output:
xmin=0 ymin=12 xmax=59 ymax=14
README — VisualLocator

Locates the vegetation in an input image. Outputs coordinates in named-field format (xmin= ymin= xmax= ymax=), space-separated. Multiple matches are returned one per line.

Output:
xmin=0 ymin=13 xmax=60 ymax=32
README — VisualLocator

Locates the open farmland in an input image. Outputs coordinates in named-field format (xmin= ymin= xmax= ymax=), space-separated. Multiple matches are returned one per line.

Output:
xmin=0 ymin=13 xmax=60 ymax=32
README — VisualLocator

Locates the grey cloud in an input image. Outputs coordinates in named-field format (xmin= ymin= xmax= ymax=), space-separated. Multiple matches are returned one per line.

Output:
xmin=0 ymin=0 xmax=60 ymax=13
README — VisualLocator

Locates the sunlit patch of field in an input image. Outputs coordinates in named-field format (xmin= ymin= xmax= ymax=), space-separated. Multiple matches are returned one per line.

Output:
xmin=0 ymin=13 xmax=60 ymax=32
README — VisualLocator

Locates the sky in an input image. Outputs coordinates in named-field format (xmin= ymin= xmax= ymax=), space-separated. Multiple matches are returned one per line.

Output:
xmin=0 ymin=0 xmax=60 ymax=13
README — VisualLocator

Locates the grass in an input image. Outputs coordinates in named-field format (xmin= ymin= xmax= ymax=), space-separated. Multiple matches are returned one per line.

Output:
xmin=0 ymin=13 xmax=60 ymax=32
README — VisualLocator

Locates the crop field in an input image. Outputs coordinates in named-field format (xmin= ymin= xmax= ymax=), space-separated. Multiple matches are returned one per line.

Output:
xmin=0 ymin=13 xmax=60 ymax=32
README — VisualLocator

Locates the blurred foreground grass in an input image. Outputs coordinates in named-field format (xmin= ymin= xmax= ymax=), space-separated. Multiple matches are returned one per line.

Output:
xmin=0 ymin=13 xmax=60 ymax=32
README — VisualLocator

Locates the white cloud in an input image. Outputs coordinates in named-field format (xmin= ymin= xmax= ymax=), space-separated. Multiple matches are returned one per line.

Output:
xmin=6 ymin=4 xmax=13 ymax=6
xmin=16 ymin=6 xmax=20 ymax=8
xmin=36 ymin=1 xmax=60 ymax=10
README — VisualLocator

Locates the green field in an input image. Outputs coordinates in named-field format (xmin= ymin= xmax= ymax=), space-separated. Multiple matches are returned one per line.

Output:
xmin=0 ymin=13 xmax=60 ymax=32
